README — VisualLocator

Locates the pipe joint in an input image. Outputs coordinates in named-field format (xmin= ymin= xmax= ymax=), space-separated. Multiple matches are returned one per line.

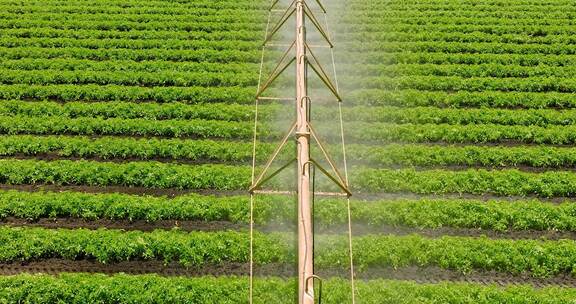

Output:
xmin=295 ymin=131 xmax=311 ymax=138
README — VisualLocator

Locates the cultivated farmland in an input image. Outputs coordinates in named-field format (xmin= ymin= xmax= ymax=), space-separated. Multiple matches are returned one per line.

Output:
xmin=1 ymin=0 xmax=576 ymax=303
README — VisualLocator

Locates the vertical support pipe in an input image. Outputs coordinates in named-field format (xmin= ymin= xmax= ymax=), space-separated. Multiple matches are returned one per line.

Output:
xmin=295 ymin=1 xmax=314 ymax=304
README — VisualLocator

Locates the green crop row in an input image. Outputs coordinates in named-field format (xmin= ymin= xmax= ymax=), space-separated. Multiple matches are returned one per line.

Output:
xmin=5 ymin=133 xmax=576 ymax=169
xmin=6 ymin=114 xmax=576 ymax=144
xmin=340 ymin=15 xmax=575 ymax=27
xmin=341 ymin=9 xmax=576 ymax=22
xmin=0 ymin=46 xmax=260 ymax=63
xmin=4 ymin=135 xmax=576 ymax=169
xmin=0 ymin=19 xmax=264 ymax=32
xmin=5 ymin=47 xmax=572 ymax=67
xmin=339 ymin=24 xmax=576 ymax=36
xmin=0 ymin=84 xmax=255 ymax=103
xmin=347 ymin=122 xmax=576 ymax=145
xmin=345 ymin=41 xmax=576 ymax=55
xmin=0 ymin=58 xmax=257 ymax=73
xmin=2 ymin=1 xmax=569 ymax=17
xmin=4 ymin=0 xmax=567 ymax=9
xmin=7 ymin=100 xmax=576 ymax=127
xmin=320 ymin=234 xmax=576 ymax=277
xmin=2 ymin=226 xmax=576 ymax=277
xmin=0 ymin=69 xmax=257 ymax=87
xmin=1 ymin=3 xmax=266 ymax=15
xmin=339 ymin=30 xmax=576 ymax=45
xmin=350 ymin=143 xmax=576 ymax=168
xmin=346 ymin=63 xmax=576 ymax=78
xmin=0 ymin=159 xmax=251 ymax=190
xmin=2 ymin=159 xmax=576 ymax=197
xmin=0 ymin=227 xmax=288 ymax=266
xmin=0 ymin=10 xmax=264 ymax=24
xmin=349 ymin=198 xmax=576 ymax=232
xmin=349 ymin=106 xmax=576 ymax=126
xmin=0 ymin=190 xmax=259 ymax=223
xmin=2 ymin=189 xmax=576 ymax=232
xmin=0 ymin=0 xmax=266 ymax=9
xmin=348 ymin=89 xmax=576 ymax=109
xmin=354 ymin=168 xmax=576 ymax=197
xmin=0 ymin=101 xmax=263 ymax=121
xmin=349 ymin=0 xmax=574 ymax=8
xmin=0 ymin=115 xmax=260 ymax=138
xmin=0 ymin=37 xmax=259 ymax=51
xmin=5 ymin=274 xmax=576 ymax=304
xmin=344 ymin=51 xmax=576 ymax=67
xmin=0 ymin=27 xmax=261 ymax=40
xmin=348 ymin=75 xmax=576 ymax=93
xmin=0 ymin=135 xmax=262 ymax=162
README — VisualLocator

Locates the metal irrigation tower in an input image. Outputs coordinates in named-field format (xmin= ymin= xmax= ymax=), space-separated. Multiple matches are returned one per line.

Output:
xmin=249 ymin=0 xmax=354 ymax=303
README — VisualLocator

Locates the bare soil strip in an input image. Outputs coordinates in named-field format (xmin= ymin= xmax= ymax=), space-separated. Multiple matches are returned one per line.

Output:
xmin=2 ymin=218 xmax=574 ymax=240
xmin=322 ymin=224 xmax=576 ymax=240
xmin=1 ymin=260 xmax=575 ymax=288
xmin=0 ymin=183 xmax=572 ymax=204
xmin=0 ymin=184 xmax=238 ymax=198
xmin=3 ymin=153 xmax=234 ymax=166
xmin=0 ymin=217 xmax=244 ymax=232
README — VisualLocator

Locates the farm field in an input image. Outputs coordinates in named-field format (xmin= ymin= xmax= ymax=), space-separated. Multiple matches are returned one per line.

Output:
xmin=2 ymin=0 xmax=576 ymax=302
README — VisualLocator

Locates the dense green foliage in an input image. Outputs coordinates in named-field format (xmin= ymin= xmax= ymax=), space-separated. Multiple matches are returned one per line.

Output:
xmin=4 ymin=274 xmax=576 ymax=304
xmin=0 ymin=159 xmax=250 ymax=190
xmin=2 ymin=190 xmax=576 ymax=232
xmin=2 ymin=0 xmax=576 ymax=298
xmin=4 ymin=135 xmax=576 ymax=169
xmin=2 ymin=226 xmax=576 ymax=277
xmin=0 ymin=273 xmax=576 ymax=304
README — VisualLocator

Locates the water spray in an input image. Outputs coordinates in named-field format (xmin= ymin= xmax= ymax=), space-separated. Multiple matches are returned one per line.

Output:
xmin=248 ymin=0 xmax=354 ymax=303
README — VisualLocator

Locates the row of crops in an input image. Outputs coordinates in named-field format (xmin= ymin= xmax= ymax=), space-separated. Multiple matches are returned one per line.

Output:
xmin=1 ymin=0 xmax=576 ymax=302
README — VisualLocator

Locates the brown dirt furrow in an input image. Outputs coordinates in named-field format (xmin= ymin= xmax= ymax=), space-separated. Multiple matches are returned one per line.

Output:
xmin=320 ymin=224 xmax=576 ymax=240
xmin=1 ymin=153 xmax=238 ymax=166
xmin=378 ymin=164 xmax=576 ymax=173
xmin=0 ymin=183 xmax=573 ymax=204
xmin=0 ymin=217 xmax=245 ymax=232
xmin=3 ymin=217 xmax=574 ymax=241
xmin=353 ymin=191 xmax=572 ymax=204
xmin=0 ymin=184 xmax=245 ymax=198
xmin=344 ymin=266 xmax=576 ymax=288
xmin=1 ymin=260 xmax=575 ymax=288
xmin=3 ymin=218 xmax=574 ymax=241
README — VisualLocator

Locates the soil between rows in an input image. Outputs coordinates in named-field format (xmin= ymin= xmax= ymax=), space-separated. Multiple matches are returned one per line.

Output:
xmin=0 ymin=184 xmax=575 ymax=204
xmin=1 ymin=259 xmax=575 ymax=288
xmin=2 ymin=218 xmax=575 ymax=240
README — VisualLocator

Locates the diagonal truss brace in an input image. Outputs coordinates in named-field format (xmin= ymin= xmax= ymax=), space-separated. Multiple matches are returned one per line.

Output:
xmin=302 ymin=1 xmax=333 ymax=47
xmin=256 ymin=41 xmax=296 ymax=98
xmin=308 ymin=122 xmax=348 ymax=188
xmin=308 ymin=159 xmax=351 ymax=196
xmin=305 ymin=43 xmax=342 ymax=101
xmin=267 ymin=1 xmax=332 ymax=50
xmin=259 ymin=1 xmax=340 ymax=101
xmin=264 ymin=0 xmax=296 ymax=46
xmin=312 ymin=0 xmax=326 ymax=13
xmin=249 ymin=122 xmax=297 ymax=193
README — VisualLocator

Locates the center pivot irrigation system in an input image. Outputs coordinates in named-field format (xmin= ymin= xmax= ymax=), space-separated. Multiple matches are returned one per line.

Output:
xmin=248 ymin=0 xmax=355 ymax=303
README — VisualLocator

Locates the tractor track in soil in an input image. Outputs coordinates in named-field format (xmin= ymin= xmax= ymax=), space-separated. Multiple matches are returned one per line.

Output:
xmin=2 ymin=217 xmax=575 ymax=240
xmin=1 ymin=260 xmax=576 ymax=288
